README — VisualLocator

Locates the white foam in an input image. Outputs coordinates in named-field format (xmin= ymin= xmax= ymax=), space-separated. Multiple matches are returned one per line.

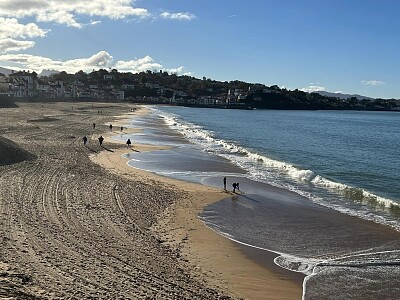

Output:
xmin=199 ymin=214 xmax=319 ymax=275
xmin=151 ymin=107 xmax=400 ymax=229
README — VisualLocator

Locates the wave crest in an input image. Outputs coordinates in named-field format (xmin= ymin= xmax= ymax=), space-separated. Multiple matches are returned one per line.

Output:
xmin=152 ymin=107 xmax=400 ymax=227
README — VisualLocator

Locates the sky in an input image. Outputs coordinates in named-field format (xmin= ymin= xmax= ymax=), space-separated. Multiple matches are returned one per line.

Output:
xmin=0 ymin=0 xmax=399 ymax=99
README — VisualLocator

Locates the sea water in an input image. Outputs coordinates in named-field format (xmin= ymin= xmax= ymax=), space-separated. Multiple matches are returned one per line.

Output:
xmin=155 ymin=107 xmax=400 ymax=224
xmin=119 ymin=106 xmax=400 ymax=299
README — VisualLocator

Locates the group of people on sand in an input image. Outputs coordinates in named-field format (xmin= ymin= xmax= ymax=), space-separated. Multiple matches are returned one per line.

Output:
xmin=109 ymin=124 xmax=124 ymax=132
xmin=82 ymin=135 xmax=104 ymax=146
xmin=223 ymin=176 xmax=241 ymax=193
xmin=82 ymin=123 xmax=132 ymax=148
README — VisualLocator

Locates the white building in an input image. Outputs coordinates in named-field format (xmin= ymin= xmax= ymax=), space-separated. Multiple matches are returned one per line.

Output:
xmin=9 ymin=71 xmax=38 ymax=97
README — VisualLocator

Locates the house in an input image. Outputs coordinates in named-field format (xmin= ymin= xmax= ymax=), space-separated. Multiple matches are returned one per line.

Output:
xmin=0 ymin=74 xmax=10 ymax=95
xmin=49 ymin=81 xmax=65 ymax=98
xmin=121 ymin=84 xmax=135 ymax=90
xmin=111 ymin=90 xmax=124 ymax=100
xmin=78 ymin=90 xmax=93 ymax=98
xmin=175 ymin=90 xmax=187 ymax=97
xmin=37 ymin=79 xmax=56 ymax=98
xmin=9 ymin=71 xmax=38 ymax=97
xmin=226 ymin=90 xmax=236 ymax=104
xmin=145 ymin=83 xmax=161 ymax=89
xmin=198 ymin=96 xmax=216 ymax=105
xmin=237 ymin=95 xmax=247 ymax=101
xmin=103 ymin=74 xmax=114 ymax=80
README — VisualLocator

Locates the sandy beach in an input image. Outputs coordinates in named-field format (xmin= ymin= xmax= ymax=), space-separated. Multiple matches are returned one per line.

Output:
xmin=0 ymin=102 xmax=302 ymax=299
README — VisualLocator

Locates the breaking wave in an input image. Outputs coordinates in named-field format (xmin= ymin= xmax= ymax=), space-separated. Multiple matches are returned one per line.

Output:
xmin=152 ymin=107 xmax=400 ymax=230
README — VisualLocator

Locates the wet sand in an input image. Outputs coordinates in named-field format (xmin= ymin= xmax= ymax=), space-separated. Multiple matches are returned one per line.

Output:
xmin=93 ymin=107 xmax=303 ymax=299
xmin=0 ymin=102 xmax=301 ymax=299
xmin=108 ymin=106 xmax=400 ymax=299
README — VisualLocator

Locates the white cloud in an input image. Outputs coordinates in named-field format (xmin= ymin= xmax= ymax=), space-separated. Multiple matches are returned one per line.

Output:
xmin=37 ymin=11 xmax=82 ymax=28
xmin=300 ymin=85 xmax=326 ymax=93
xmin=90 ymin=20 xmax=101 ymax=26
xmin=115 ymin=55 xmax=188 ymax=74
xmin=0 ymin=38 xmax=35 ymax=53
xmin=0 ymin=18 xmax=48 ymax=53
xmin=0 ymin=51 xmax=189 ymax=75
xmin=160 ymin=12 xmax=196 ymax=21
xmin=0 ymin=0 xmax=150 ymax=28
xmin=0 ymin=18 xmax=48 ymax=39
xmin=361 ymin=80 xmax=385 ymax=86
xmin=115 ymin=55 xmax=162 ymax=72
xmin=64 ymin=51 xmax=114 ymax=69
xmin=166 ymin=66 xmax=186 ymax=74
xmin=0 ymin=51 xmax=113 ymax=73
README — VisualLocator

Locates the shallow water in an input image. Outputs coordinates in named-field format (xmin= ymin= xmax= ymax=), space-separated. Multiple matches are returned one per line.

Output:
xmin=153 ymin=106 xmax=400 ymax=230
xmin=116 ymin=106 xmax=400 ymax=299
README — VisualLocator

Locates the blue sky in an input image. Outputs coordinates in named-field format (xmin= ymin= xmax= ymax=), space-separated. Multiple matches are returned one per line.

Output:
xmin=0 ymin=0 xmax=399 ymax=98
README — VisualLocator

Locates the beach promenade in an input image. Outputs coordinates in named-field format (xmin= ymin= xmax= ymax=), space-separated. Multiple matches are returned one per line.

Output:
xmin=0 ymin=102 xmax=301 ymax=299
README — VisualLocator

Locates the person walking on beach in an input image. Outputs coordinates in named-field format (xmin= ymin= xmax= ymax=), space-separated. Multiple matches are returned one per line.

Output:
xmin=223 ymin=177 xmax=227 ymax=190
xmin=98 ymin=135 xmax=104 ymax=146
xmin=232 ymin=182 xmax=237 ymax=193
xmin=82 ymin=135 xmax=88 ymax=145
xmin=109 ymin=124 xmax=113 ymax=131
xmin=93 ymin=123 xmax=96 ymax=129
xmin=120 ymin=126 xmax=123 ymax=132
xmin=126 ymin=138 xmax=132 ymax=148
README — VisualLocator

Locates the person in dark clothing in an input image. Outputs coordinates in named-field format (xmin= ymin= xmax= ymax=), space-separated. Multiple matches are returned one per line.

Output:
xmin=109 ymin=124 xmax=113 ymax=131
xmin=232 ymin=182 xmax=237 ymax=193
xmin=82 ymin=136 xmax=88 ymax=145
xmin=126 ymin=138 xmax=132 ymax=148
xmin=120 ymin=126 xmax=123 ymax=132
xmin=223 ymin=177 xmax=227 ymax=190
xmin=93 ymin=123 xmax=96 ymax=129
xmin=98 ymin=135 xmax=104 ymax=146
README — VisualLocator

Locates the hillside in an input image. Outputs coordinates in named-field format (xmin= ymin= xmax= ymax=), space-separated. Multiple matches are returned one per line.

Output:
xmin=315 ymin=91 xmax=374 ymax=100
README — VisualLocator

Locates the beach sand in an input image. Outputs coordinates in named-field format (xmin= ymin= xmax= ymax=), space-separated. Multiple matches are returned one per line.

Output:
xmin=0 ymin=101 xmax=301 ymax=299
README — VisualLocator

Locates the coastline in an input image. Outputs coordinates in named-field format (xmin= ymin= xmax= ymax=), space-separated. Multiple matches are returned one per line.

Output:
xmin=1 ymin=102 xmax=236 ymax=299
xmin=92 ymin=106 xmax=303 ymax=299
xmin=2 ymin=102 xmax=398 ymax=298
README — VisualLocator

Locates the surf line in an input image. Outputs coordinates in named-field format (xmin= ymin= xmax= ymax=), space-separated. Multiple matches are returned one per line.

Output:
xmin=198 ymin=216 xmax=322 ymax=275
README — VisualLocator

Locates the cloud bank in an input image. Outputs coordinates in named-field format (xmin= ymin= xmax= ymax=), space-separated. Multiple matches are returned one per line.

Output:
xmin=361 ymin=80 xmax=385 ymax=86
xmin=0 ymin=17 xmax=49 ymax=53
xmin=160 ymin=12 xmax=196 ymax=21
xmin=0 ymin=0 xmax=149 ymax=28
xmin=0 ymin=51 xmax=188 ymax=75
xmin=0 ymin=2 xmax=195 ymax=74
xmin=300 ymin=85 xmax=326 ymax=93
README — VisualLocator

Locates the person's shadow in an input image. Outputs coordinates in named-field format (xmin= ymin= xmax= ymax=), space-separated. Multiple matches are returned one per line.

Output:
xmin=84 ymin=145 xmax=98 ymax=153
xmin=100 ymin=145 xmax=114 ymax=152
xmin=230 ymin=192 xmax=260 ymax=203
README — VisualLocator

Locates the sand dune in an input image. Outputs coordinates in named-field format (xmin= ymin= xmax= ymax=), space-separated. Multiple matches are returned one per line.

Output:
xmin=0 ymin=136 xmax=36 ymax=166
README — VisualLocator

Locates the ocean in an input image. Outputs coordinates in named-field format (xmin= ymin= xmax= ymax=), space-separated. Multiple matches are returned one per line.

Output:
xmin=116 ymin=106 xmax=400 ymax=299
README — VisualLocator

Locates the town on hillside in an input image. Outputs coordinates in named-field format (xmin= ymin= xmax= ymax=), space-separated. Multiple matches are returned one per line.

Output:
xmin=0 ymin=69 xmax=399 ymax=111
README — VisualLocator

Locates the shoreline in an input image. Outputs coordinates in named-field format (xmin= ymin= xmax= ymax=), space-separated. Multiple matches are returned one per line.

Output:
xmin=2 ymin=102 xmax=398 ymax=298
xmin=92 ymin=106 xmax=303 ymax=299
xmin=2 ymin=101 xmax=242 ymax=299
xmin=2 ymin=102 xmax=398 ymax=299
